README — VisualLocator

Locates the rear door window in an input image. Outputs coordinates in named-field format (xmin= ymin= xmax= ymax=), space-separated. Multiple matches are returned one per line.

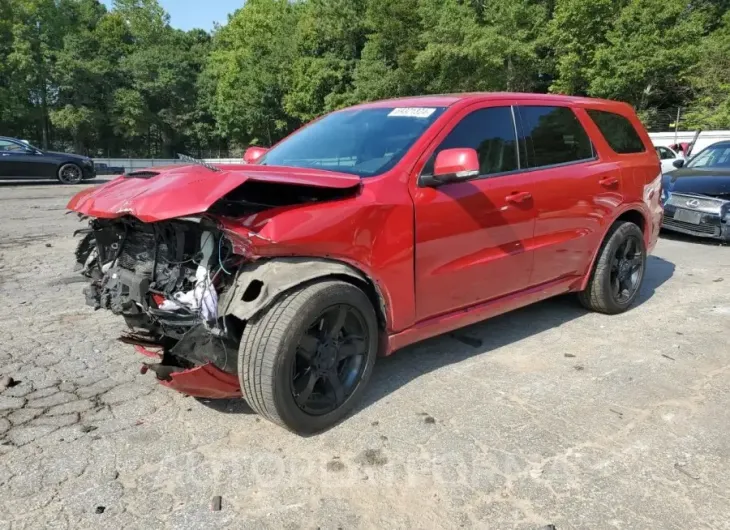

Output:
xmin=586 ymin=109 xmax=646 ymax=154
xmin=422 ymin=106 xmax=519 ymax=177
xmin=517 ymin=106 xmax=594 ymax=168
xmin=656 ymin=146 xmax=675 ymax=160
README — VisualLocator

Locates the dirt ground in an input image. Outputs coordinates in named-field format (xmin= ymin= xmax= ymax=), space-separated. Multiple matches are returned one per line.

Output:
xmin=1 ymin=178 xmax=729 ymax=530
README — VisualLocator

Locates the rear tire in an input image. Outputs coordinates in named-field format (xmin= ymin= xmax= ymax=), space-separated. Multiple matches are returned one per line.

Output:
xmin=238 ymin=280 xmax=378 ymax=434
xmin=579 ymin=221 xmax=646 ymax=314
xmin=57 ymin=163 xmax=83 ymax=184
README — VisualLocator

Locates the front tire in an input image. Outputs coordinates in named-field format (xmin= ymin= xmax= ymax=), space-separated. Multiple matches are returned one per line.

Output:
xmin=238 ymin=280 xmax=378 ymax=434
xmin=579 ymin=221 xmax=646 ymax=314
xmin=57 ymin=163 xmax=83 ymax=184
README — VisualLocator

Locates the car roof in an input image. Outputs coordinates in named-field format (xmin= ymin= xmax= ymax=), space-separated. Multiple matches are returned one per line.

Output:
xmin=351 ymin=92 xmax=624 ymax=110
xmin=0 ymin=136 xmax=21 ymax=142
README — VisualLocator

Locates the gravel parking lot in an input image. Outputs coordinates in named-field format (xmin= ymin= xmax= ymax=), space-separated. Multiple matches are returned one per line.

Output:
xmin=1 ymin=179 xmax=729 ymax=529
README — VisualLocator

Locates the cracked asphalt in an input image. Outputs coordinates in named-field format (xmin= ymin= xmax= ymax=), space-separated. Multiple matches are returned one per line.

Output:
xmin=1 ymin=179 xmax=729 ymax=529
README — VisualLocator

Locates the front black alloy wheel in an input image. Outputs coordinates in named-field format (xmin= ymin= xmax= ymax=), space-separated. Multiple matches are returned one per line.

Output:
xmin=239 ymin=280 xmax=378 ymax=434
xmin=579 ymin=221 xmax=647 ymax=314
xmin=291 ymin=304 xmax=369 ymax=415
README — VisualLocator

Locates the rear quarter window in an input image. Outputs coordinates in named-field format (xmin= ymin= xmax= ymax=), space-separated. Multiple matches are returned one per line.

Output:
xmin=518 ymin=106 xmax=594 ymax=168
xmin=586 ymin=109 xmax=646 ymax=154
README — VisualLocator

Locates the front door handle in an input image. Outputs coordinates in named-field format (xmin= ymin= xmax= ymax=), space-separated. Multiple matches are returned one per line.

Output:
xmin=506 ymin=191 xmax=532 ymax=204
xmin=599 ymin=176 xmax=619 ymax=187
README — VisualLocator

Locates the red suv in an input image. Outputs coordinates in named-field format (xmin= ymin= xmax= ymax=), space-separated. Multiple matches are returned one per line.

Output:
xmin=68 ymin=93 xmax=662 ymax=434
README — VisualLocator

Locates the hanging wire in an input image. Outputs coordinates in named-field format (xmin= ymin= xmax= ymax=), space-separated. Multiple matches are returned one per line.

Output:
xmin=218 ymin=235 xmax=232 ymax=275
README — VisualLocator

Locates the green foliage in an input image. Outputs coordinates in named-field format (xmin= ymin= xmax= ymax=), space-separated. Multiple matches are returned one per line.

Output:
xmin=548 ymin=0 xmax=623 ymax=95
xmin=284 ymin=0 xmax=366 ymax=121
xmin=588 ymin=0 xmax=710 ymax=110
xmin=352 ymin=0 xmax=423 ymax=101
xmin=1 ymin=0 xmax=729 ymax=155
xmin=684 ymin=12 xmax=730 ymax=129
xmin=207 ymin=0 xmax=298 ymax=146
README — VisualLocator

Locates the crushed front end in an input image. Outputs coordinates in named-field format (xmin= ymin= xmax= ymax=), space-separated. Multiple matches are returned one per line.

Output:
xmin=75 ymin=215 xmax=245 ymax=397
xmin=68 ymin=164 xmax=364 ymax=400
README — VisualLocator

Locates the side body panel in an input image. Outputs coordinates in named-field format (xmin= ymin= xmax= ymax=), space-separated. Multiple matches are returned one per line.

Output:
xmin=522 ymin=106 xmax=626 ymax=286
xmin=409 ymin=102 xmax=536 ymax=321
xmin=389 ymin=97 xmax=660 ymax=353
xmin=0 ymin=151 xmax=55 ymax=178
xmin=217 ymin=177 xmax=417 ymax=334
xmin=575 ymin=102 xmax=662 ymax=257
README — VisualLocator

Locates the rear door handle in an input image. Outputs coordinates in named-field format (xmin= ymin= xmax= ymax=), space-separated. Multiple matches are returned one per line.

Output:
xmin=506 ymin=191 xmax=532 ymax=204
xmin=599 ymin=176 xmax=619 ymax=187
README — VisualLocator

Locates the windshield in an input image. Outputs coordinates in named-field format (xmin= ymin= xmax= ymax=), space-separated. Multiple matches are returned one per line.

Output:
xmin=686 ymin=144 xmax=730 ymax=168
xmin=260 ymin=107 xmax=446 ymax=177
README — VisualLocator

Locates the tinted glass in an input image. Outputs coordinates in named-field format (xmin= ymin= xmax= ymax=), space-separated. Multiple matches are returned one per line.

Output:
xmin=423 ymin=106 xmax=518 ymax=176
xmin=0 ymin=140 xmax=26 ymax=153
xmin=519 ymin=106 xmax=594 ymax=168
xmin=686 ymin=144 xmax=730 ymax=168
xmin=587 ymin=109 xmax=646 ymax=154
xmin=260 ymin=107 xmax=445 ymax=177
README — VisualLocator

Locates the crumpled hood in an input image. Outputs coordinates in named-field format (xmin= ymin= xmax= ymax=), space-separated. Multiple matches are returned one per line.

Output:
xmin=663 ymin=168 xmax=730 ymax=197
xmin=67 ymin=164 xmax=361 ymax=222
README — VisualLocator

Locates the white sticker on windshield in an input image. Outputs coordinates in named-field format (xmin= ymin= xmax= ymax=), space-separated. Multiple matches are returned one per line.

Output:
xmin=388 ymin=107 xmax=437 ymax=118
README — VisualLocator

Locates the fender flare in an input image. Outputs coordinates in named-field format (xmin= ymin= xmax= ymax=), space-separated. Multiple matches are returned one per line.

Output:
xmin=219 ymin=257 xmax=388 ymax=328
xmin=578 ymin=204 xmax=650 ymax=291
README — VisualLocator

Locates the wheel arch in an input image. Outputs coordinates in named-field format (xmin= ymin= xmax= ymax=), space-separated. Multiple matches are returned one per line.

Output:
xmin=615 ymin=208 xmax=647 ymax=235
xmin=578 ymin=206 xmax=650 ymax=291
xmin=220 ymin=257 xmax=389 ymax=333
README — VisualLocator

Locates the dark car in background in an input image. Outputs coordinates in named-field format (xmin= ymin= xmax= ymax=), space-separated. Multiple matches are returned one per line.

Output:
xmin=94 ymin=162 xmax=126 ymax=176
xmin=662 ymin=141 xmax=730 ymax=241
xmin=0 ymin=136 xmax=95 ymax=183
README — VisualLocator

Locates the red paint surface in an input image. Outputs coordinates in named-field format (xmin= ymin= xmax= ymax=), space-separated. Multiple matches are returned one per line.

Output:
xmin=433 ymin=148 xmax=479 ymax=176
xmin=159 ymin=363 xmax=242 ymax=399
xmin=69 ymin=92 xmax=661 ymax=397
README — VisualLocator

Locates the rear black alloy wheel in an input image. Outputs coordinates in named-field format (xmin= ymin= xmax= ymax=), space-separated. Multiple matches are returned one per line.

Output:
xmin=239 ymin=280 xmax=378 ymax=434
xmin=610 ymin=236 xmax=644 ymax=305
xmin=579 ymin=221 xmax=646 ymax=314
xmin=292 ymin=304 xmax=369 ymax=415
xmin=58 ymin=163 xmax=82 ymax=184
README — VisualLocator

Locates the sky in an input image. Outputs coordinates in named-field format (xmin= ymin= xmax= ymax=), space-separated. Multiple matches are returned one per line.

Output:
xmin=101 ymin=0 xmax=242 ymax=31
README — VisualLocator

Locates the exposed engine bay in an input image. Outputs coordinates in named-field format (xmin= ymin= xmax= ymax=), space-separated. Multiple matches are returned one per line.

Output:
xmin=75 ymin=215 xmax=244 ymax=380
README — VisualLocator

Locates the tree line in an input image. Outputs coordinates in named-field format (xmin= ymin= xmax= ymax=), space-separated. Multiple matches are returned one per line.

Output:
xmin=1 ymin=0 xmax=729 ymax=157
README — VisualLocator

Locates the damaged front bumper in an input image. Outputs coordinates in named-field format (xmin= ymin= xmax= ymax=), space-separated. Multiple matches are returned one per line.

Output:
xmin=72 ymin=212 xmax=374 ymax=400
xmin=76 ymin=215 xmax=247 ymax=398
xmin=159 ymin=364 xmax=241 ymax=399
xmin=133 ymin=345 xmax=241 ymax=399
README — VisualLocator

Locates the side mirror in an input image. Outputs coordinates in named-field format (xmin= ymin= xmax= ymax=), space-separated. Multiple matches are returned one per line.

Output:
xmin=672 ymin=159 xmax=685 ymax=169
xmin=243 ymin=146 xmax=269 ymax=164
xmin=431 ymin=148 xmax=480 ymax=184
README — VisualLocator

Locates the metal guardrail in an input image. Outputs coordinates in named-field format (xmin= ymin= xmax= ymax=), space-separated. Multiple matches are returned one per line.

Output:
xmin=92 ymin=158 xmax=243 ymax=172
